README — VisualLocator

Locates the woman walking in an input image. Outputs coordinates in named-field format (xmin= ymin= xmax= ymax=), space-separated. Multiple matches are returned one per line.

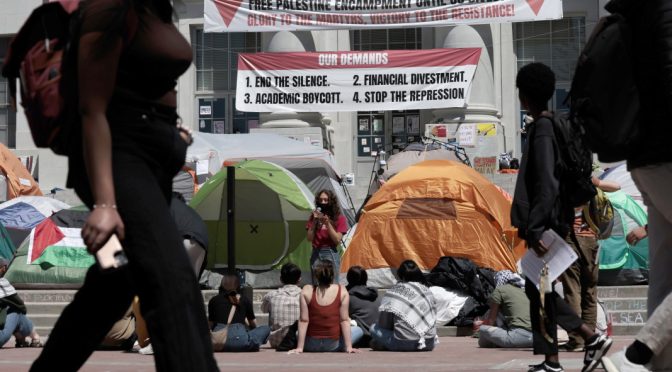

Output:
xmin=30 ymin=0 xmax=217 ymax=370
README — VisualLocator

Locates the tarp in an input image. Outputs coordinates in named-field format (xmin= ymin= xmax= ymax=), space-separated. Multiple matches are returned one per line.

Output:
xmin=190 ymin=160 xmax=314 ymax=270
xmin=0 ymin=196 xmax=71 ymax=249
xmin=341 ymin=160 xmax=524 ymax=287
xmin=600 ymin=163 xmax=645 ymax=209
xmin=383 ymin=147 xmax=460 ymax=180
xmin=187 ymin=133 xmax=338 ymax=175
xmin=4 ymin=207 xmax=90 ymax=288
xmin=0 ymin=143 xmax=41 ymax=201
xmin=0 ymin=224 xmax=15 ymax=261
xmin=598 ymin=191 xmax=649 ymax=286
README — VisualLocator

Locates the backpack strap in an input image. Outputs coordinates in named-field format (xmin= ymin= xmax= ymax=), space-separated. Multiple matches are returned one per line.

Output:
xmin=225 ymin=294 xmax=239 ymax=326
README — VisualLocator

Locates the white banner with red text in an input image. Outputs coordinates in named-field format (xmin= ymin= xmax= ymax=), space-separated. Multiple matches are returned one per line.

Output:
xmin=205 ymin=0 xmax=562 ymax=32
xmin=235 ymin=48 xmax=481 ymax=112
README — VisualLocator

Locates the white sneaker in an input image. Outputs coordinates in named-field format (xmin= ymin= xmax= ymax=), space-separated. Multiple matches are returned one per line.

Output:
xmin=138 ymin=343 xmax=154 ymax=355
xmin=610 ymin=349 xmax=650 ymax=372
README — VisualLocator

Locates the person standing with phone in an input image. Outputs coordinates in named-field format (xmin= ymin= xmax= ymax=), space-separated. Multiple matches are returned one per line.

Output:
xmin=306 ymin=190 xmax=348 ymax=284
xmin=30 ymin=1 xmax=218 ymax=371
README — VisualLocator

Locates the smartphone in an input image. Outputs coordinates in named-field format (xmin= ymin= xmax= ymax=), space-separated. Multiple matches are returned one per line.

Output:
xmin=96 ymin=234 xmax=128 ymax=270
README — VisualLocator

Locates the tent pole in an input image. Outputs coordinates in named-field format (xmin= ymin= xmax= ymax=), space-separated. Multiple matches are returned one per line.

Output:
xmin=227 ymin=166 xmax=235 ymax=274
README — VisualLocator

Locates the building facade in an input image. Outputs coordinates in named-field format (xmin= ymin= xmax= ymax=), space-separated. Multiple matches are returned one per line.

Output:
xmin=1 ymin=0 xmax=609 ymax=202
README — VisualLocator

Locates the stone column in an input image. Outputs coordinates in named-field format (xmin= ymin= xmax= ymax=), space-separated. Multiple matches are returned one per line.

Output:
xmin=432 ymin=25 xmax=503 ymax=159
xmin=260 ymin=31 xmax=323 ymax=129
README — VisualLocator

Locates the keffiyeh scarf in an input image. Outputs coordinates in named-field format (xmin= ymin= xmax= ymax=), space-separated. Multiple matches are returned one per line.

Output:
xmin=0 ymin=278 xmax=16 ymax=299
xmin=495 ymin=270 xmax=525 ymax=288
xmin=379 ymin=281 xmax=436 ymax=349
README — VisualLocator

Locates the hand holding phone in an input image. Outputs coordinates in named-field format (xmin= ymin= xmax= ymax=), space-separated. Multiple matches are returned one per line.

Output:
xmin=96 ymin=234 xmax=128 ymax=270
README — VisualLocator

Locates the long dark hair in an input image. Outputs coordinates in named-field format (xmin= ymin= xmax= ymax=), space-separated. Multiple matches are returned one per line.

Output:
xmin=315 ymin=189 xmax=341 ymax=222
xmin=397 ymin=260 xmax=427 ymax=286
xmin=313 ymin=259 xmax=334 ymax=287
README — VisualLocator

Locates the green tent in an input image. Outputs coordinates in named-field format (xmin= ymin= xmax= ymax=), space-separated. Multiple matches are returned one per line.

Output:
xmin=0 ymin=224 xmax=15 ymax=261
xmin=190 ymin=160 xmax=314 ymax=271
xmin=598 ymin=191 xmax=649 ymax=285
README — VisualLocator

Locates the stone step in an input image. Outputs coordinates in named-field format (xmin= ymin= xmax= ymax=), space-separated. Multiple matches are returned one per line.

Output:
xmin=601 ymin=298 xmax=648 ymax=312
xmin=611 ymin=324 xmax=644 ymax=336
xmin=608 ymin=310 xmax=648 ymax=327
xmin=19 ymin=286 xmax=650 ymax=337
xmin=597 ymin=286 xmax=648 ymax=299
xmin=22 ymin=302 xmax=71 ymax=314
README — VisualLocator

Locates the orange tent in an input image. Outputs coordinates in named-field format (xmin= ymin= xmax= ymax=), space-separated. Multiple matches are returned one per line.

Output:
xmin=0 ymin=144 xmax=41 ymax=200
xmin=341 ymin=160 xmax=524 ymax=280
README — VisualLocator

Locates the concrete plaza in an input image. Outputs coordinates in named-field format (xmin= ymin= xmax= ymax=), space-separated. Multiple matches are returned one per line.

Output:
xmin=0 ymin=335 xmax=632 ymax=372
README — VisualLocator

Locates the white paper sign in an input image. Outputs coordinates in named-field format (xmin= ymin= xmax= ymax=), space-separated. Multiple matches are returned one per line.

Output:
xmin=200 ymin=106 xmax=212 ymax=116
xmin=458 ymin=124 xmax=477 ymax=147
xmin=521 ymin=230 xmax=579 ymax=289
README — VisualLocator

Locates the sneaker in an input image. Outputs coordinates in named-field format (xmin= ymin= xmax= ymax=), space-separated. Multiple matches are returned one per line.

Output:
xmin=528 ymin=361 xmax=564 ymax=372
xmin=609 ymin=349 xmax=651 ymax=372
xmin=582 ymin=334 xmax=613 ymax=372
xmin=138 ymin=343 xmax=154 ymax=355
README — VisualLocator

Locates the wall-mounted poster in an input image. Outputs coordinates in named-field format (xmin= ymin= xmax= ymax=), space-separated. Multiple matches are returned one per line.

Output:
xmin=392 ymin=116 xmax=405 ymax=134
xmin=373 ymin=118 xmax=384 ymax=134
xmin=358 ymin=136 xmax=373 ymax=157
xmin=407 ymin=115 xmax=420 ymax=134
xmin=358 ymin=118 xmax=370 ymax=132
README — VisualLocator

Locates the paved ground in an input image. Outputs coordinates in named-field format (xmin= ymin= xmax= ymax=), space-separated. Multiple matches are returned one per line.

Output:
xmin=0 ymin=336 xmax=632 ymax=372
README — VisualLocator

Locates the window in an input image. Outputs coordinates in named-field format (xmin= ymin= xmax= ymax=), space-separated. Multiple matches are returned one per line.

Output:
xmin=515 ymin=17 xmax=586 ymax=114
xmin=0 ymin=66 xmax=16 ymax=148
xmin=515 ymin=17 xmax=585 ymax=84
xmin=193 ymin=30 xmax=261 ymax=133
xmin=515 ymin=16 xmax=586 ymax=143
xmin=352 ymin=29 xmax=422 ymax=156
xmin=193 ymin=30 xmax=261 ymax=92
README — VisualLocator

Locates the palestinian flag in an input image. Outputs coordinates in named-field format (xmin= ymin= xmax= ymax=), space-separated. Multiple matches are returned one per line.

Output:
xmin=27 ymin=209 xmax=94 ymax=268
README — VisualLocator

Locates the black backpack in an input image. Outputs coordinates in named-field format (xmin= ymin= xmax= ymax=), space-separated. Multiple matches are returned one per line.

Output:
xmin=546 ymin=114 xmax=597 ymax=208
xmin=567 ymin=0 xmax=638 ymax=163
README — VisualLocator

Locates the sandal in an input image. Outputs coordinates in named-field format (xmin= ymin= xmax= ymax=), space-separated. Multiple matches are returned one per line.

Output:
xmin=14 ymin=341 xmax=29 ymax=348
xmin=29 ymin=339 xmax=43 ymax=348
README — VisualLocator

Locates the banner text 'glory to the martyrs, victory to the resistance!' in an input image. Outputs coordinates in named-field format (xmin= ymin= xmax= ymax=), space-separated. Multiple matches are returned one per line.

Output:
xmin=205 ymin=0 xmax=562 ymax=32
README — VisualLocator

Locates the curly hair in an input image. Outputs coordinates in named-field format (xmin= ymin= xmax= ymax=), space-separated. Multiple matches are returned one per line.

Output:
xmin=516 ymin=62 xmax=555 ymax=110
xmin=314 ymin=189 xmax=341 ymax=222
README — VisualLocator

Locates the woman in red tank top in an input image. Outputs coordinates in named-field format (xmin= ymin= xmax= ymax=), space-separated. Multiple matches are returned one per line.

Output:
xmin=288 ymin=260 xmax=363 ymax=353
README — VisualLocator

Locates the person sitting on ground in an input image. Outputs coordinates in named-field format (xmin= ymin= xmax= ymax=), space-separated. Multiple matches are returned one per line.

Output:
xmin=0 ymin=258 xmax=41 ymax=348
xmin=289 ymin=259 xmax=362 ymax=354
xmin=371 ymin=260 xmax=437 ymax=352
xmin=261 ymin=263 xmax=302 ymax=349
xmin=99 ymin=307 xmax=137 ymax=351
xmin=209 ymin=273 xmax=271 ymax=352
xmin=346 ymin=266 xmax=380 ymax=348
xmin=476 ymin=270 xmax=533 ymax=349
